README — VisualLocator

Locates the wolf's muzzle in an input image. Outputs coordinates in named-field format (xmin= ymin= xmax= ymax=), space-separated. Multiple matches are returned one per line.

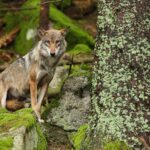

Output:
xmin=50 ymin=53 xmax=55 ymax=57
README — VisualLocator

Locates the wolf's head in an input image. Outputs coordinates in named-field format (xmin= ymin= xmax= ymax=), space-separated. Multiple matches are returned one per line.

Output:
xmin=38 ymin=29 xmax=67 ymax=57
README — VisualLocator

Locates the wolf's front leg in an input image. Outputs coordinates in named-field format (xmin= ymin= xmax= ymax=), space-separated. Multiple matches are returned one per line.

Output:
xmin=29 ymin=76 xmax=42 ymax=122
xmin=1 ymin=90 xmax=7 ymax=108
xmin=35 ymin=83 xmax=49 ymax=123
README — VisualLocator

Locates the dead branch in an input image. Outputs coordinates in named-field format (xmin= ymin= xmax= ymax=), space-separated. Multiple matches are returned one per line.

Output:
xmin=37 ymin=0 xmax=62 ymax=5
xmin=58 ymin=53 xmax=94 ymax=66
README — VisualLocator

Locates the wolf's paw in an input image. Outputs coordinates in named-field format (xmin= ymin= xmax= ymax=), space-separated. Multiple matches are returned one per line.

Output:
xmin=38 ymin=118 xmax=45 ymax=123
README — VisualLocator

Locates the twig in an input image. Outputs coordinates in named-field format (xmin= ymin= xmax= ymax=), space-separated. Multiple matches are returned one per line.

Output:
xmin=37 ymin=0 xmax=62 ymax=5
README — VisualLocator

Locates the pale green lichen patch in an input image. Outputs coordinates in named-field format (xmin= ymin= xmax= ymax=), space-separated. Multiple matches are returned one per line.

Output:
xmin=69 ymin=124 xmax=88 ymax=150
xmin=0 ymin=137 xmax=13 ymax=150
xmin=0 ymin=108 xmax=35 ymax=133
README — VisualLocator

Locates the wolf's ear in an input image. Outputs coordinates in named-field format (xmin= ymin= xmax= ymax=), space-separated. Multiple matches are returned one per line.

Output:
xmin=37 ymin=29 xmax=47 ymax=38
xmin=60 ymin=27 xmax=70 ymax=36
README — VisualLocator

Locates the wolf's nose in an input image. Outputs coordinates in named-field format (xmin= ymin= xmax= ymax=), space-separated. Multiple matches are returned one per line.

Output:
xmin=51 ymin=53 xmax=55 ymax=57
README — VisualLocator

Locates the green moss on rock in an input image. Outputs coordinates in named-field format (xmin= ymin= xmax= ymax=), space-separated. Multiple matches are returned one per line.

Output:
xmin=69 ymin=124 xmax=88 ymax=150
xmin=0 ymin=137 xmax=13 ymax=150
xmin=0 ymin=108 xmax=47 ymax=150
xmin=0 ymin=108 xmax=35 ymax=133
xmin=69 ymin=64 xmax=91 ymax=77
xmin=36 ymin=124 xmax=47 ymax=150
xmin=104 ymin=141 xmax=131 ymax=150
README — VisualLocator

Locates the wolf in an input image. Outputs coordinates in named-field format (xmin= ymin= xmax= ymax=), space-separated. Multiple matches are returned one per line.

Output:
xmin=0 ymin=28 xmax=67 ymax=122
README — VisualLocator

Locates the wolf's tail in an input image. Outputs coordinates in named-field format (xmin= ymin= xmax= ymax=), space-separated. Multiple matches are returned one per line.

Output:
xmin=6 ymin=99 xmax=25 ymax=111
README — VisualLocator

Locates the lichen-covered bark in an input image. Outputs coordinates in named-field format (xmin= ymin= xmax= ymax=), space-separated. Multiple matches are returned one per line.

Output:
xmin=92 ymin=0 xmax=150 ymax=149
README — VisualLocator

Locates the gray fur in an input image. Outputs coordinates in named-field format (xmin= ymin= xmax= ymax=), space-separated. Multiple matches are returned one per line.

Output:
xmin=0 ymin=29 xmax=67 ymax=122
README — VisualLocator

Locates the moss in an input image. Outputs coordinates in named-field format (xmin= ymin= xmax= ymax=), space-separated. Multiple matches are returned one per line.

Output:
xmin=0 ymin=108 xmax=8 ymax=113
xmin=104 ymin=141 xmax=131 ymax=150
xmin=0 ymin=108 xmax=36 ymax=133
xmin=0 ymin=137 xmax=13 ymax=150
xmin=0 ymin=108 xmax=47 ymax=149
xmin=36 ymin=124 xmax=47 ymax=150
xmin=68 ymin=44 xmax=92 ymax=55
xmin=69 ymin=64 xmax=91 ymax=77
xmin=69 ymin=124 xmax=88 ymax=150
xmin=50 ymin=6 xmax=94 ymax=50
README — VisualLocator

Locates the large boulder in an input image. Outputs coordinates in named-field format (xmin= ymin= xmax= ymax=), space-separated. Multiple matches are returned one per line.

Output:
xmin=46 ymin=76 xmax=91 ymax=131
xmin=0 ymin=108 xmax=47 ymax=150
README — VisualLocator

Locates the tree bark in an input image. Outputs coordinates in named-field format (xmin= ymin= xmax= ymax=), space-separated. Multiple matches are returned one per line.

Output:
xmin=39 ymin=0 xmax=50 ymax=30
xmin=91 ymin=0 xmax=150 ymax=149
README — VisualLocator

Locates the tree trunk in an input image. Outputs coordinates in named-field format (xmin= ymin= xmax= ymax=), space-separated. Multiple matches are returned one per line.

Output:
xmin=39 ymin=0 xmax=50 ymax=30
xmin=91 ymin=0 xmax=150 ymax=149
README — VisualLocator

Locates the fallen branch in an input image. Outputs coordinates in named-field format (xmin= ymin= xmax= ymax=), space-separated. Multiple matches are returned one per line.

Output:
xmin=0 ymin=27 xmax=20 ymax=48
xmin=59 ymin=53 xmax=94 ymax=65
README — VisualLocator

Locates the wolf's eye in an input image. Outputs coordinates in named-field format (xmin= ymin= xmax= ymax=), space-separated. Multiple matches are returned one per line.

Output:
xmin=56 ymin=40 xmax=61 ymax=46
xmin=45 ymin=40 xmax=50 ymax=46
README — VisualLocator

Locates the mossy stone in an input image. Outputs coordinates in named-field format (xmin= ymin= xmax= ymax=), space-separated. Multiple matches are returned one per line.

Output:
xmin=36 ymin=124 xmax=48 ymax=150
xmin=0 ymin=137 xmax=13 ymax=150
xmin=69 ymin=124 xmax=88 ymax=150
xmin=69 ymin=64 xmax=91 ymax=77
xmin=0 ymin=108 xmax=35 ymax=133
xmin=104 ymin=141 xmax=131 ymax=150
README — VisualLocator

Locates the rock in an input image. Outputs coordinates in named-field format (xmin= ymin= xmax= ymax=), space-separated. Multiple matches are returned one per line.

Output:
xmin=47 ymin=76 xmax=91 ymax=131
xmin=0 ymin=108 xmax=47 ymax=150
xmin=48 ymin=66 xmax=69 ymax=97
